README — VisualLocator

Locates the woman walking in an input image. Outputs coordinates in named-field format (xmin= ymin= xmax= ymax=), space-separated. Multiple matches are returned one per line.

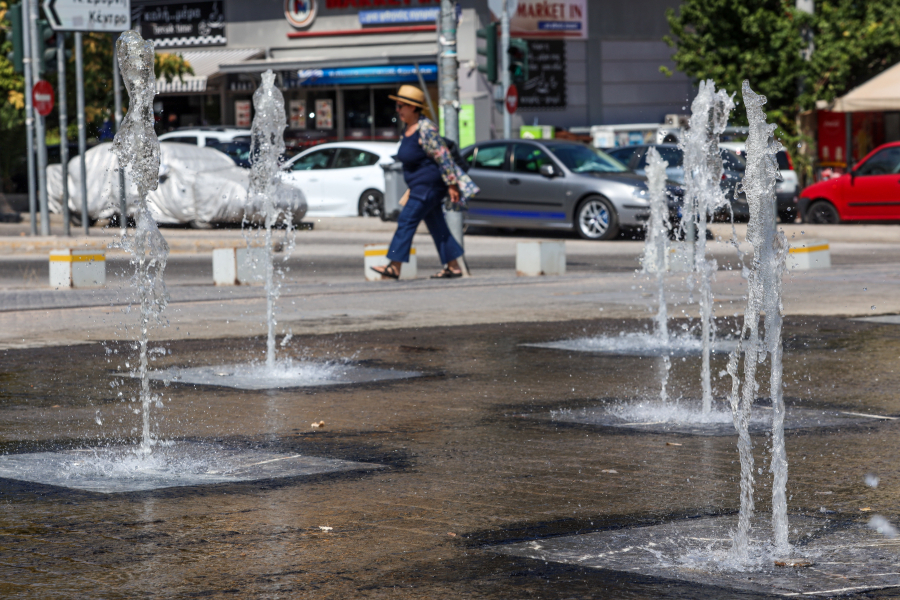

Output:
xmin=371 ymin=85 xmax=479 ymax=280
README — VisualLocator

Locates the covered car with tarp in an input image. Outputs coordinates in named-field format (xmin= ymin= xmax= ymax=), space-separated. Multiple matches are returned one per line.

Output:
xmin=47 ymin=142 xmax=306 ymax=227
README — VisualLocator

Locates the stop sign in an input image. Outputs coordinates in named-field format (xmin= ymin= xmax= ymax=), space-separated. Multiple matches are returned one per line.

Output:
xmin=32 ymin=80 xmax=54 ymax=117
xmin=505 ymin=84 xmax=518 ymax=114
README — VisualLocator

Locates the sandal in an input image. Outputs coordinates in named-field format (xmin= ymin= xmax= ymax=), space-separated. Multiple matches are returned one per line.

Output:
xmin=371 ymin=264 xmax=400 ymax=279
xmin=430 ymin=267 xmax=462 ymax=279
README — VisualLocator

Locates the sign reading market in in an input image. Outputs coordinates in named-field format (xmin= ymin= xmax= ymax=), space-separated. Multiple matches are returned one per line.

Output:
xmin=508 ymin=0 xmax=587 ymax=39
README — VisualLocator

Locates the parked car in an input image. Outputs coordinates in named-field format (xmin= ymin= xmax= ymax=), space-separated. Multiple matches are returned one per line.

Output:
xmin=461 ymin=140 xmax=682 ymax=240
xmin=45 ymin=142 xmax=306 ymax=227
xmin=799 ymin=141 xmax=900 ymax=223
xmin=607 ymin=143 xmax=749 ymax=222
xmin=158 ymin=126 xmax=250 ymax=148
xmin=720 ymin=141 xmax=798 ymax=222
xmin=281 ymin=141 xmax=398 ymax=217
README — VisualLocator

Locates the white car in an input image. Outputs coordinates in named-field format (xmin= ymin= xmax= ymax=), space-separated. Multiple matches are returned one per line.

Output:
xmin=281 ymin=141 xmax=399 ymax=217
xmin=159 ymin=127 xmax=250 ymax=148
xmin=720 ymin=141 xmax=799 ymax=222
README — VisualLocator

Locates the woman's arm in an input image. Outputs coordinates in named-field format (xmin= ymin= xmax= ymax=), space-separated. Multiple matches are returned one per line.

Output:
xmin=417 ymin=117 xmax=480 ymax=201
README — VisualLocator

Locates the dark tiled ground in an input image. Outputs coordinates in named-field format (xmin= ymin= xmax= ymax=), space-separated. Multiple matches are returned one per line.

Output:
xmin=1 ymin=316 xmax=899 ymax=598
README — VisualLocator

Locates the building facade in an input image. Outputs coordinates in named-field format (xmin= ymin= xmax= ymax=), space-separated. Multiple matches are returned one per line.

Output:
xmin=136 ymin=0 xmax=693 ymax=145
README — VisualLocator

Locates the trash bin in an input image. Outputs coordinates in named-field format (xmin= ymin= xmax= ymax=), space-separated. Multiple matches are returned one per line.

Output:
xmin=380 ymin=161 xmax=407 ymax=222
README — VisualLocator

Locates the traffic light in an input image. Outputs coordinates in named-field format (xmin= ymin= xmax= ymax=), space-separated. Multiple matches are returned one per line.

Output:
xmin=508 ymin=38 xmax=529 ymax=84
xmin=476 ymin=22 xmax=498 ymax=84
xmin=37 ymin=20 xmax=58 ymax=74
xmin=6 ymin=3 xmax=24 ymax=74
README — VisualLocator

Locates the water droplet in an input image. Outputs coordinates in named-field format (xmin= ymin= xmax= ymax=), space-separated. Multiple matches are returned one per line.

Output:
xmin=865 ymin=473 xmax=879 ymax=488
xmin=872 ymin=305 xmax=877 ymax=310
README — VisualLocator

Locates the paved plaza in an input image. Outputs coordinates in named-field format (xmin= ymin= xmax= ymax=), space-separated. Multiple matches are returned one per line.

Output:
xmin=0 ymin=217 xmax=899 ymax=598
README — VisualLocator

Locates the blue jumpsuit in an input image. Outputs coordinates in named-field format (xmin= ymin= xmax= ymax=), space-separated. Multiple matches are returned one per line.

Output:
xmin=386 ymin=130 xmax=464 ymax=265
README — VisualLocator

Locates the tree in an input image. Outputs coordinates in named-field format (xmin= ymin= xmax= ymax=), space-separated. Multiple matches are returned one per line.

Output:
xmin=0 ymin=3 xmax=193 ymax=192
xmin=664 ymin=0 xmax=900 ymax=133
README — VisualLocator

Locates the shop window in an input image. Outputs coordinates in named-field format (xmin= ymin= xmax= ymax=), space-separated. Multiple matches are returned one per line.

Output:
xmin=333 ymin=148 xmax=380 ymax=169
xmin=373 ymin=88 xmax=399 ymax=130
xmin=291 ymin=148 xmax=336 ymax=170
xmin=344 ymin=89 xmax=371 ymax=130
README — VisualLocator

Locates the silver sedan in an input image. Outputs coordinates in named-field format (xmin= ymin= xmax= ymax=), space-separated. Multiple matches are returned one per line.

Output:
xmin=461 ymin=140 xmax=679 ymax=240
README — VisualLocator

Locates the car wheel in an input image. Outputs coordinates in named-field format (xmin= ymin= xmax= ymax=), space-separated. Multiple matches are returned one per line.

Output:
xmin=358 ymin=189 xmax=384 ymax=218
xmin=805 ymin=200 xmax=840 ymax=224
xmin=575 ymin=196 xmax=619 ymax=240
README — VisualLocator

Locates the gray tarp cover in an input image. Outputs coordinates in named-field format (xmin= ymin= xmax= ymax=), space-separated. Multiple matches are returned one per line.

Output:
xmin=47 ymin=142 xmax=306 ymax=225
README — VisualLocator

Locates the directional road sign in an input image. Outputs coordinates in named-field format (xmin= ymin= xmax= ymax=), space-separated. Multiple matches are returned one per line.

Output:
xmin=42 ymin=0 xmax=131 ymax=32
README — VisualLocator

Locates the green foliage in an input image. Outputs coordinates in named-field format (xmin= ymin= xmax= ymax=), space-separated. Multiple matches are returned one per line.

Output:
xmin=664 ymin=0 xmax=900 ymax=183
xmin=0 ymin=0 xmax=26 ymax=192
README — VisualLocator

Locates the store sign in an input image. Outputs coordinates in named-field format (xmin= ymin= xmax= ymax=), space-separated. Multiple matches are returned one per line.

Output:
xmin=519 ymin=40 xmax=566 ymax=109
xmin=501 ymin=0 xmax=587 ymax=39
xmin=285 ymin=0 xmax=317 ymax=28
xmin=139 ymin=1 xmax=226 ymax=47
xmin=358 ymin=7 xmax=439 ymax=25
xmin=235 ymin=100 xmax=251 ymax=127
xmin=315 ymin=99 xmax=333 ymax=129
xmin=289 ymin=99 xmax=307 ymax=129
xmin=295 ymin=64 xmax=437 ymax=86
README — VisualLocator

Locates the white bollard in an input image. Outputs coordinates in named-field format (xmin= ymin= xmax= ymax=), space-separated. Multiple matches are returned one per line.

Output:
xmin=212 ymin=247 xmax=268 ymax=285
xmin=364 ymin=244 xmax=416 ymax=280
xmin=516 ymin=241 xmax=566 ymax=276
xmin=49 ymin=249 xmax=105 ymax=288
xmin=787 ymin=239 xmax=830 ymax=270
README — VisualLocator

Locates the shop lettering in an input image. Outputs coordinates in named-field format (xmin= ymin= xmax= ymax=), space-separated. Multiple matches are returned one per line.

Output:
xmin=516 ymin=1 xmax=582 ymax=20
xmin=144 ymin=5 xmax=203 ymax=23
xmin=325 ymin=0 xmax=437 ymax=8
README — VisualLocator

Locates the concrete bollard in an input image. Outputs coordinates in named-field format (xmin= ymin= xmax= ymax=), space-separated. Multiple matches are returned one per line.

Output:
xmin=364 ymin=244 xmax=416 ymax=280
xmin=49 ymin=249 xmax=105 ymax=288
xmin=516 ymin=241 xmax=566 ymax=276
xmin=213 ymin=247 xmax=268 ymax=285
xmin=787 ymin=239 xmax=830 ymax=270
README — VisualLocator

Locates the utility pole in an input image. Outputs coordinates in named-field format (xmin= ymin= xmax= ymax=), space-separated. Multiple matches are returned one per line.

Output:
xmin=58 ymin=33 xmax=70 ymax=236
xmin=439 ymin=0 xmax=469 ymax=276
xmin=113 ymin=36 xmax=126 ymax=232
xmin=74 ymin=33 xmax=90 ymax=235
xmin=500 ymin=0 xmax=511 ymax=138
xmin=21 ymin=0 xmax=37 ymax=235
xmin=28 ymin=0 xmax=50 ymax=236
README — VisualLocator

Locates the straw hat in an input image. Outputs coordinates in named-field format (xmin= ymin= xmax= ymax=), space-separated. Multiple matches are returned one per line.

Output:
xmin=389 ymin=85 xmax=428 ymax=110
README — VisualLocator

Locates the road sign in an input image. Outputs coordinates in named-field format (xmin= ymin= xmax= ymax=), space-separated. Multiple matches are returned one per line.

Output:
xmin=505 ymin=84 xmax=518 ymax=114
xmin=42 ymin=0 xmax=131 ymax=32
xmin=33 ymin=80 xmax=55 ymax=116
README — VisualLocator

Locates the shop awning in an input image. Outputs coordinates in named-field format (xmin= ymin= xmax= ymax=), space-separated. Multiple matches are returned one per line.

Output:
xmin=832 ymin=60 xmax=900 ymax=112
xmin=155 ymin=47 xmax=264 ymax=94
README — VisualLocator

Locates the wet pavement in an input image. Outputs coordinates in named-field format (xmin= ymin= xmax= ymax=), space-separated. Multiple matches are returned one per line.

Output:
xmin=1 ymin=316 xmax=900 ymax=598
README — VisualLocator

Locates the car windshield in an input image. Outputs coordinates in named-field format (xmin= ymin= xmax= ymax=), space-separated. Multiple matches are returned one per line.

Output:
xmin=721 ymin=149 xmax=746 ymax=172
xmin=548 ymin=144 xmax=628 ymax=174
xmin=210 ymin=141 xmax=252 ymax=166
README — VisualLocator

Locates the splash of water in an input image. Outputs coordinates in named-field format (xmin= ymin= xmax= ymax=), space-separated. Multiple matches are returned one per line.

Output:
xmin=247 ymin=70 xmax=292 ymax=369
xmin=112 ymin=31 xmax=169 ymax=456
xmin=727 ymin=81 xmax=788 ymax=561
xmin=680 ymin=80 xmax=735 ymax=414
xmin=643 ymin=147 xmax=671 ymax=402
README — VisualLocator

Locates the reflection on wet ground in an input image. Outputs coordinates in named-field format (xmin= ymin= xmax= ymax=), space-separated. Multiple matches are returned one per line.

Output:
xmin=1 ymin=316 xmax=900 ymax=598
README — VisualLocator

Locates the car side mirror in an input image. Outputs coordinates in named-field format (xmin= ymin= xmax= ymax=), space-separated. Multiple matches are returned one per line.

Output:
xmin=539 ymin=164 xmax=556 ymax=178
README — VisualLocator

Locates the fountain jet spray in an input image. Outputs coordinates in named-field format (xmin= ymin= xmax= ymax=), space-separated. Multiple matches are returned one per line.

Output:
xmin=726 ymin=81 xmax=789 ymax=561
xmin=642 ymin=147 xmax=671 ymax=402
xmin=680 ymin=80 xmax=734 ymax=414
xmin=112 ymin=31 xmax=169 ymax=456
xmin=248 ymin=70 xmax=291 ymax=369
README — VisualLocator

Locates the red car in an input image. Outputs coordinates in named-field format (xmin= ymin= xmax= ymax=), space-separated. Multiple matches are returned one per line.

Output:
xmin=800 ymin=141 xmax=900 ymax=223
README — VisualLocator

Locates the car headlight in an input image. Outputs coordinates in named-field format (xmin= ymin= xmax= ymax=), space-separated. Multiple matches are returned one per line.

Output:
xmin=631 ymin=187 xmax=650 ymax=201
